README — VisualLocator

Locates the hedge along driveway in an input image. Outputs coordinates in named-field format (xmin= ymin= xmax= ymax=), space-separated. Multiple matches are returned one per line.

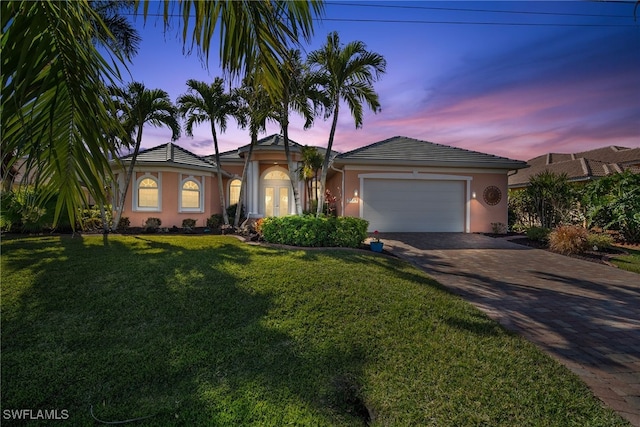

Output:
xmin=0 ymin=235 xmax=628 ymax=426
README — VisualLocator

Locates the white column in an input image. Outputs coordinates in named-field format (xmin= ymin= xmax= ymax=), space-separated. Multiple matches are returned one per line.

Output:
xmin=250 ymin=161 xmax=260 ymax=216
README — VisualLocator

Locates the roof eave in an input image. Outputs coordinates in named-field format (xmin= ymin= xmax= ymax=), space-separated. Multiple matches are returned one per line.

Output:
xmin=333 ymin=158 xmax=528 ymax=170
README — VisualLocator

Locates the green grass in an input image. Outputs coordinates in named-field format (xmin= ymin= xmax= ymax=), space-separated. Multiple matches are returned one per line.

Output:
xmin=1 ymin=235 xmax=628 ymax=426
xmin=611 ymin=246 xmax=640 ymax=274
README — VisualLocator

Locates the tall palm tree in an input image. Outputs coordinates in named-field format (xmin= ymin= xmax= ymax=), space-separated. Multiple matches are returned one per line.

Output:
xmin=177 ymin=78 xmax=238 ymax=226
xmin=232 ymin=78 xmax=275 ymax=228
xmin=3 ymin=0 xmax=323 ymax=228
xmin=110 ymin=82 xmax=180 ymax=231
xmin=308 ymin=31 xmax=386 ymax=216
xmin=273 ymin=49 xmax=326 ymax=215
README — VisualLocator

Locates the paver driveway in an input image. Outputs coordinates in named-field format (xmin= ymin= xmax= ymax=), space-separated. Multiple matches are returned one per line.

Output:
xmin=380 ymin=233 xmax=640 ymax=426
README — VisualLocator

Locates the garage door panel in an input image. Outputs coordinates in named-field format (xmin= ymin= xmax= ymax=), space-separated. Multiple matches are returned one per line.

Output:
xmin=363 ymin=179 xmax=465 ymax=232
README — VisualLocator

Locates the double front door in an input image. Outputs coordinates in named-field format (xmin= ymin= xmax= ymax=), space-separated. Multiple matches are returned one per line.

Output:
xmin=264 ymin=184 xmax=290 ymax=217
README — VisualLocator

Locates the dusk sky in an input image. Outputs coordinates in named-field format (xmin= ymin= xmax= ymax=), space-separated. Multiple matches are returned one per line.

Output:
xmin=124 ymin=1 xmax=640 ymax=161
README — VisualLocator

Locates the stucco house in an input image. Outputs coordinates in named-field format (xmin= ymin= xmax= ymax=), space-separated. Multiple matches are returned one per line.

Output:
xmin=111 ymin=135 xmax=527 ymax=233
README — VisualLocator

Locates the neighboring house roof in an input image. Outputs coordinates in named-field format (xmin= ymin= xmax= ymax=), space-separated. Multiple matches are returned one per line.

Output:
xmin=509 ymin=145 xmax=640 ymax=188
xmin=117 ymin=142 xmax=231 ymax=176
xmin=334 ymin=136 xmax=528 ymax=169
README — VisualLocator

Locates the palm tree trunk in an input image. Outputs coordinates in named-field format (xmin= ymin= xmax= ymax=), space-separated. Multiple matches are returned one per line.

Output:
xmin=282 ymin=120 xmax=303 ymax=215
xmin=111 ymin=128 xmax=143 ymax=232
xmin=211 ymin=123 xmax=230 ymax=226
xmin=234 ymin=130 xmax=257 ymax=228
xmin=316 ymin=102 xmax=340 ymax=216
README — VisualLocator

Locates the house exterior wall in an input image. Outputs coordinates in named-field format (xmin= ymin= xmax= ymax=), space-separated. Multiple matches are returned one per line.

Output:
xmin=115 ymin=168 xmax=220 ymax=229
xmin=336 ymin=166 xmax=509 ymax=233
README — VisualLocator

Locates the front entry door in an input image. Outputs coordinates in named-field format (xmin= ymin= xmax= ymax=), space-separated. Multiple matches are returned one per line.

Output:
xmin=264 ymin=185 xmax=289 ymax=217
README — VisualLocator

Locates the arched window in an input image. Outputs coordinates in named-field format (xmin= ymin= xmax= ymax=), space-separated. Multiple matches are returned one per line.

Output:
xmin=229 ymin=179 xmax=242 ymax=206
xmin=181 ymin=179 xmax=201 ymax=210
xmin=138 ymin=177 xmax=159 ymax=209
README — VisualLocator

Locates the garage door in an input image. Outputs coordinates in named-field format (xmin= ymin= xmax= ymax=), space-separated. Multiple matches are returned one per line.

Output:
xmin=362 ymin=179 xmax=465 ymax=232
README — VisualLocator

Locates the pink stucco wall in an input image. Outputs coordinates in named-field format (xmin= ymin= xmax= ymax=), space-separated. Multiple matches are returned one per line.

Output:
xmin=117 ymin=170 xmax=223 ymax=229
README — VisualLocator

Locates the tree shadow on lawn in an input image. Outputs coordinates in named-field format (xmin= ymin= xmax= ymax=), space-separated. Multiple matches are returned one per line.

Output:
xmin=0 ymin=235 xmax=372 ymax=426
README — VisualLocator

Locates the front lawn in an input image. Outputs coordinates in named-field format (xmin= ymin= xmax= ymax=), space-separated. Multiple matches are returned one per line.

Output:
xmin=611 ymin=246 xmax=640 ymax=274
xmin=1 ymin=235 xmax=627 ymax=426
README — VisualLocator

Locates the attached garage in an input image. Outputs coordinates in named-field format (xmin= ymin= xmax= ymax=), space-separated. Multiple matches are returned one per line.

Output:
xmin=360 ymin=174 xmax=470 ymax=232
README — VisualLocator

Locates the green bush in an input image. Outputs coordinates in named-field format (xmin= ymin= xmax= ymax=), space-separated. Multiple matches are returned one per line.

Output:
xmin=77 ymin=206 xmax=111 ymax=231
xmin=526 ymin=226 xmax=551 ymax=242
xmin=582 ymin=170 xmax=640 ymax=243
xmin=549 ymin=225 xmax=589 ymax=255
xmin=0 ymin=187 xmax=72 ymax=232
xmin=207 ymin=214 xmax=223 ymax=229
xmin=117 ymin=216 xmax=130 ymax=230
xmin=586 ymin=233 xmax=614 ymax=251
xmin=261 ymin=215 xmax=368 ymax=248
xmin=227 ymin=203 xmax=245 ymax=221
xmin=144 ymin=217 xmax=161 ymax=232
xmin=182 ymin=218 xmax=197 ymax=229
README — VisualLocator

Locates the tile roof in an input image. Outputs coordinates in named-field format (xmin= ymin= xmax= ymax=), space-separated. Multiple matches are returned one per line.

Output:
xmin=335 ymin=136 xmax=528 ymax=169
xmin=212 ymin=134 xmax=333 ymax=161
xmin=118 ymin=142 xmax=219 ymax=171
xmin=509 ymin=145 xmax=640 ymax=188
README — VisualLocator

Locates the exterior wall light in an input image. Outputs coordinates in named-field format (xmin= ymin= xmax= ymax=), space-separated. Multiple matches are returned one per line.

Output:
xmin=354 ymin=189 xmax=359 ymax=198
xmin=472 ymin=191 xmax=476 ymax=199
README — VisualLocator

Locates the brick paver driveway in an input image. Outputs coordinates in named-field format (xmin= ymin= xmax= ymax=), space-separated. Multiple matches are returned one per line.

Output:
xmin=380 ymin=233 xmax=640 ymax=426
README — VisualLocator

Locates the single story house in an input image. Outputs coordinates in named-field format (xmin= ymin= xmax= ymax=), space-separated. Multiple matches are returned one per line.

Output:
xmin=111 ymin=135 xmax=527 ymax=232
xmin=509 ymin=145 xmax=640 ymax=189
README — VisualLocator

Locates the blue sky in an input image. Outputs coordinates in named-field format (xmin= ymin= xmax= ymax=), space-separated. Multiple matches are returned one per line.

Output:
xmin=124 ymin=1 xmax=640 ymax=161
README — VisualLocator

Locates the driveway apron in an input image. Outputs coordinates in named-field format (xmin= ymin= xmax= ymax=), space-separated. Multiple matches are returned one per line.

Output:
xmin=380 ymin=233 xmax=640 ymax=426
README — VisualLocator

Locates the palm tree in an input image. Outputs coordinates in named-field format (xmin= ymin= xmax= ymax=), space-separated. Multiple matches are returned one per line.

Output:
xmin=232 ymin=78 xmax=275 ymax=228
xmin=2 ymin=1 xmax=127 ymax=225
xmin=3 ymin=0 xmax=323 ymax=228
xmin=307 ymin=31 xmax=386 ymax=215
xmin=298 ymin=145 xmax=324 ymax=211
xmin=163 ymin=1 xmax=324 ymax=96
xmin=110 ymin=82 xmax=180 ymax=231
xmin=89 ymin=0 xmax=141 ymax=60
xmin=273 ymin=49 xmax=326 ymax=215
xmin=177 ymin=78 xmax=238 ymax=226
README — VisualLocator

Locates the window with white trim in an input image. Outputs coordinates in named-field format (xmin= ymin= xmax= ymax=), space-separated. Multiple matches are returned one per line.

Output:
xmin=138 ymin=177 xmax=159 ymax=209
xmin=229 ymin=179 xmax=242 ymax=206
xmin=181 ymin=179 xmax=201 ymax=211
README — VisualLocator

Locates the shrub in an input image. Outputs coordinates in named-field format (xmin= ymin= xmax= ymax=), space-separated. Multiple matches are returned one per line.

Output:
xmin=491 ymin=222 xmax=506 ymax=234
xmin=254 ymin=218 xmax=264 ymax=234
xmin=582 ymin=170 xmax=640 ymax=243
xmin=526 ymin=226 xmax=551 ymax=242
xmin=117 ymin=216 xmax=130 ymax=230
xmin=549 ymin=225 xmax=589 ymax=255
xmin=144 ymin=217 xmax=161 ymax=232
xmin=206 ymin=214 xmax=223 ymax=230
xmin=182 ymin=218 xmax=197 ymax=229
xmin=261 ymin=215 xmax=368 ymax=248
xmin=226 ymin=203 xmax=245 ymax=221
xmin=0 ymin=187 xmax=72 ymax=232
xmin=526 ymin=171 xmax=578 ymax=229
xmin=586 ymin=233 xmax=614 ymax=251
xmin=77 ymin=206 xmax=111 ymax=231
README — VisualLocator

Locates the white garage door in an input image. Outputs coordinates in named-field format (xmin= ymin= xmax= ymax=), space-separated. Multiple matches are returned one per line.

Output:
xmin=363 ymin=179 xmax=465 ymax=232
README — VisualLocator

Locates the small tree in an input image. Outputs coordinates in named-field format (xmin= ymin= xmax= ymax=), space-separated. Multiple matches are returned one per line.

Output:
xmin=525 ymin=171 xmax=577 ymax=229
xmin=582 ymin=170 xmax=640 ymax=243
